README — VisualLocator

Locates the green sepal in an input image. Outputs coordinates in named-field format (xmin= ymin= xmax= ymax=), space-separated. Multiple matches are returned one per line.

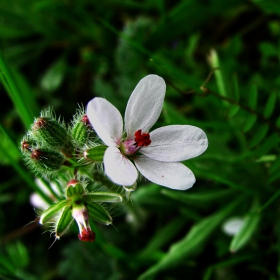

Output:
xmin=66 ymin=184 xmax=84 ymax=198
xmin=84 ymin=192 xmax=122 ymax=203
xmin=32 ymin=117 xmax=69 ymax=149
xmin=87 ymin=202 xmax=112 ymax=225
xmin=55 ymin=206 xmax=73 ymax=238
xmin=84 ymin=145 xmax=107 ymax=162
xmin=71 ymin=120 xmax=88 ymax=147
xmin=39 ymin=200 xmax=69 ymax=225
xmin=31 ymin=149 xmax=64 ymax=171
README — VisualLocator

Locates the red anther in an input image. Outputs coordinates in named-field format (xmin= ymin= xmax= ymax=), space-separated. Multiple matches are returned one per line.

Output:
xmin=134 ymin=130 xmax=151 ymax=147
xmin=81 ymin=115 xmax=90 ymax=126
xmin=78 ymin=228 xmax=95 ymax=242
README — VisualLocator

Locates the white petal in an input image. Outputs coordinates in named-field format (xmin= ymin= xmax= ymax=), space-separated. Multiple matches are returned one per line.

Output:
xmin=134 ymin=156 xmax=195 ymax=190
xmin=30 ymin=193 xmax=49 ymax=209
xmin=87 ymin=98 xmax=123 ymax=146
xmin=125 ymin=75 xmax=166 ymax=138
xmin=104 ymin=147 xmax=138 ymax=186
xmin=222 ymin=217 xmax=244 ymax=236
xmin=141 ymin=125 xmax=208 ymax=162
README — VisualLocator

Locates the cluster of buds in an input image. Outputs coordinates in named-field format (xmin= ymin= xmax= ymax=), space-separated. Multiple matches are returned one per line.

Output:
xmin=21 ymin=108 xmax=104 ymax=177
xmin=21 ymin=108 xmax=124 ymax=243
xmin=39 ymin=179 xmax=122 ymax=242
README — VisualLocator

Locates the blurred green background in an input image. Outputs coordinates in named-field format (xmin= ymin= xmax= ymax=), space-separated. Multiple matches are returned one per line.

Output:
xmin=1 ymin=0 xmax=280 ymax=279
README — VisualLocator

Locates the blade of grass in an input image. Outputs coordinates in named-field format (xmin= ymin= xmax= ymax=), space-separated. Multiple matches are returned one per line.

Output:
xmin=0 ymin=50 xmax=34 ymax=129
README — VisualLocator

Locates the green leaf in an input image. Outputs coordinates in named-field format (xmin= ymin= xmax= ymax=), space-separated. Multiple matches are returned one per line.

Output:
xmin=138 ymin=217 xmax=186 ymax=261
xmin=0 ymin=50 xmax=33 ymax=129
xmin=268 ymin=169 xmax=280 ymax=184
xmin=41 ymin=58 xmax=66 ymax=91
xmin=269 ymin=155 xmax=280 ymax=174
xmin=276 ymin=115 xmax=280 ymax=128
xmin=263 ymin=91 xmax=277 ymax=119
xmin=161 ymin=189 xmax=234 ymax=206
xmin=248 ymin=84 xmax=258 ymax=110
xmin=249 ymin=124 xmax=269 ymax=148
xmin=232 ymin=73 xmax=240 ymax=101
xmin=255 ymin=133 xmax=280 ymax=158
xmin=230 ymin=199 xmax=260 ymax=252
xmin=208 ymin=49 xmax=228 ymax=102
xmin=255 ymin=154 xmax=276 ymax=163
xmin=84 ymin=192 xmax=122 ymax=203
xmin=138 ymin=198 xmax=242 ymax=280
xmin=228 ymin=104 xmax=240 ymax=118
xmin=243 ymin=114 xmax=257 ymax=132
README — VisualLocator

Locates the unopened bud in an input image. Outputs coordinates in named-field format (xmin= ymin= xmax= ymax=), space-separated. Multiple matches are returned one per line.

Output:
xmin=32 ymin=117 xmax=69 ymax=149
xmin=71 ymin=117 xmax=88 ymax=147
xmin=66 ymin=181 xmax=85 ymax=198
xmin=31 ymin=148 xmax=64 ymax=171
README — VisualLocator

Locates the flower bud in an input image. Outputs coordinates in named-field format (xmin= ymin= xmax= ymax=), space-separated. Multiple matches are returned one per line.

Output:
xmin=32 ymin=117 xmax=69 ymax=149
xmin=31 ymin=148 xmax=64 ymax=171
xmin=71 ymin=116 xmax=89 ymax=147
xmin=66 ymin=181 xmax=85 ymax=198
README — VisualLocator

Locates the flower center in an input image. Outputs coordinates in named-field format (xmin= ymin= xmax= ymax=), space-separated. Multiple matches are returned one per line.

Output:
xmin=134 ymin=130 xmax=151 ymax=147
xmin=121 ymin=130 xmax=151 ymax=156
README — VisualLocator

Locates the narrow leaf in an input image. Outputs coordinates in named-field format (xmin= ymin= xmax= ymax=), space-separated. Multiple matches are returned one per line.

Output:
xmin=232 ymin=73 xmax=240 ymax=101
xmin=230 ymin=199 xmax=260 ymax=252
xmin=255 ymin=133 xmax=280 ymax=158
xmin=269 ymin=155 xmax=280 ymax=174
xmin=138 ymin=198 xmax=242 ymax=280
xmin=228 ymin=104 xmax=240 ymax=118
xmin=243 ymin=114 xmax=257 ymax=132
xmin=249 ymin=124 xmax=269 ymax=148
xmin=208 ymin=49 xmax=228 ymax=103
xmin=263 ymin=91 xmax=277 ymax=119
xmin=248 ymin=84 xmax=258 ymax=110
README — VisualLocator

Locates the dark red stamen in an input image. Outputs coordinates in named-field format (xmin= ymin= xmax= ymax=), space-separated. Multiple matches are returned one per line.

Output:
xmin=134 ymin=130 xmax=151 ymax=147
xmin=78 ymin=228 xmax=95 ymax=242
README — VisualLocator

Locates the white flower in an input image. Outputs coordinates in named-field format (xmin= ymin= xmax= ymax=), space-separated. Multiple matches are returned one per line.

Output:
xmin=86 ymin=74 xmax=208 ymax=190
